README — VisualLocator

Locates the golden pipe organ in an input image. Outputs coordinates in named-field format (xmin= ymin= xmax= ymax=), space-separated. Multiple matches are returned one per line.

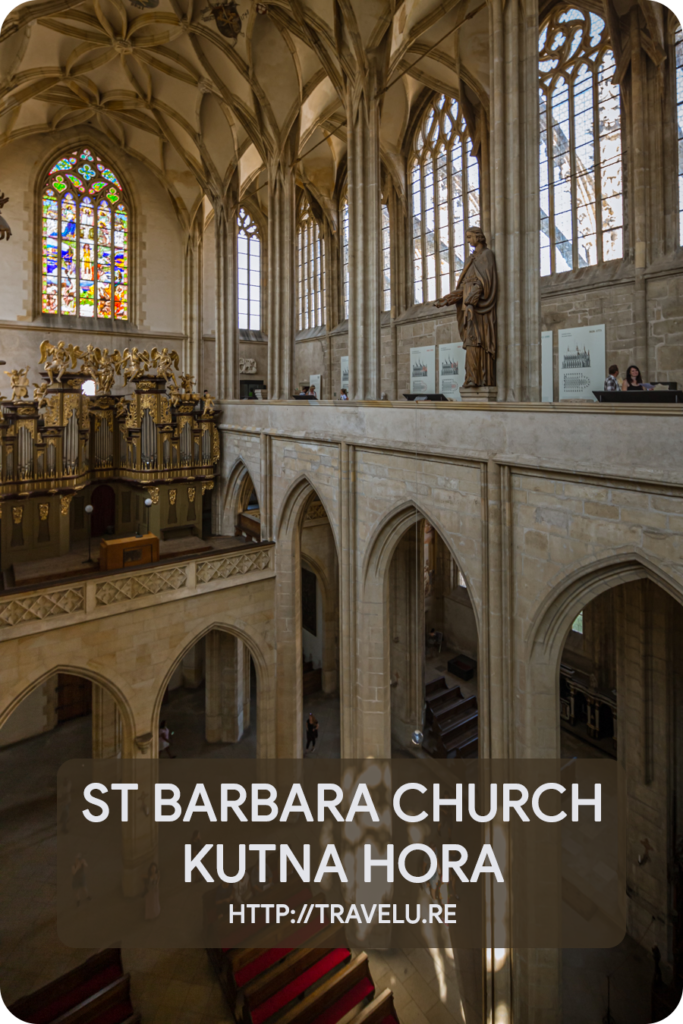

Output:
xmin=0 ymin=344 xmax=219 ymax=533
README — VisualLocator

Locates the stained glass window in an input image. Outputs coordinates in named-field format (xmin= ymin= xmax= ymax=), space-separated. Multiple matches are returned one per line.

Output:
xmin=42 ymin=148 xmax=129 ymax=319
xmin=237 ymin=208 xmax=261 ymax=330
xmin=382 ymin=204 xmax=391 ymax=312
xmin=341 ymin=195 xmax=350 ymax=320
xmin=297 ymin=198 xmax=326 ymax=331
xmin=676 ymin=25 xmax=683 ymax=245
xmin=411 ymin=95 xmax=480 ymax=304
xmin=539 ymin=7 xmax=623 ymax=275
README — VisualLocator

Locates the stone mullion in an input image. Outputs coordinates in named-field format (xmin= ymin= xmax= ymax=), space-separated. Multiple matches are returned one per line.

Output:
xmin=214 ymin=197 xmax=238 ymax=401
xmin=182 ymin=223 xmax=202 ymax=389
xmin=347 ymin=86 xmax=382 ymax=399
xmin=267 ymin=164 xmax=297 ymax=398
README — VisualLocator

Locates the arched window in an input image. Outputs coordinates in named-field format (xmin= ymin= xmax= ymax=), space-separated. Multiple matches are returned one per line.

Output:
xmin=676 ymin=25 xmax=683 ymax=245
xmin=411 ymin=94 xmax=480 ymax=303
xmin=237 ymin=207 xmax=261 ymax=330
xmin=42 ymin=148 xmax=128 ymax=319
xmin=297 ymin=198 xmax=326 ymax=330
xmin=341 ymin=195 xmax=350 ymax=320
xmin=382 ymin=203 xmax=391 ymax=312
xmin=539 ymin=7 xmax=623 ymax=275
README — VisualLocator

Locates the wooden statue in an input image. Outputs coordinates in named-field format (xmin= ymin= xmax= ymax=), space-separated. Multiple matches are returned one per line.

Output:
xmin=5 ymin=367 xmax=30 ymax=402
xmin=434 ymin=226 xmax=498 ymax=388
xmin=39 ymin=340 xmax=71 ymax=384
xmin=33 ymin=381 xmax=50 ymax=409
xmin=0 ymin=192 xmax=11 ymax=241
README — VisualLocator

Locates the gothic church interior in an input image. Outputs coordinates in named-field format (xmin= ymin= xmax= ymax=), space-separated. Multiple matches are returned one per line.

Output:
xmin=0 ymin=0 xmax=682 ymax=1021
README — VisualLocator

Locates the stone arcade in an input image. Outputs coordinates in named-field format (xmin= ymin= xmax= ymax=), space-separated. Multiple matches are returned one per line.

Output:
xmin=0 ymin=0 xmax=682 ymax=1021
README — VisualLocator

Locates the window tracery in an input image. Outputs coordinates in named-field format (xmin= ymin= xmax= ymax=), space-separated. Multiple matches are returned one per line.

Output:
xmin=410 ymin=94 xmax=480 ymax=304
xmin=382 ymin=203 xmax=391 ymax=312
xmin=297 ymin=198 xmax=326 ymax=330
xmin=676 ymin=25 xmax=683 ymax=244
xmin=341 ymin=195 xmax=350 ymax=320
xmin=42 ymin=148 xmax=128 ymax=319
xmin=237 ymin=207 xmax=261 ymax=331
xmin=539 ymin=6 xmax=623 ymax=275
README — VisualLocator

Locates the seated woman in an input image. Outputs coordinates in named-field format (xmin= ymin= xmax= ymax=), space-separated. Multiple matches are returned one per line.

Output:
xmin=622 ymin=365 xmax=645 ymax=390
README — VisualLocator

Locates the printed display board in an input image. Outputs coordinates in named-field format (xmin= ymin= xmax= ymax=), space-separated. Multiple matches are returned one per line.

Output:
xmin=410 ymin=345 xmax=436 ymax=394
xmin=558 ymin=325 xmax=605 ymax=402
xmin=541 ymin=330 xmax=554 ymax=402
xmin=340 ymin=356 xmax=349 ymax=392
xmin=438 ymin=342 xmax=465 ymax=400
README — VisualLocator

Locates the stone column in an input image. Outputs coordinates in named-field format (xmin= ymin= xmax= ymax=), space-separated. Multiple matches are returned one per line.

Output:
xmin=214 ymin=185 xmax=239 ymax=401
xmin=338 ymin=442 xmax=357 ymax=756
xmin=347 ymin=60 xmax=383 ymax=400
xmin=274 ymin=514 xmax=303 ymax=756
xmin=241 ymin=643 xmax=251 ymax=730
xmin=205 ymin=630 xmax=244 ymax=743
xmin=266 ymin=159 xmax=297 ymax=400
xmin=388 ymin=525 xmax=424 ymax=749
xmin=92 ymin=685 xmax=121 ymax=759
xmin=181 ymin=638 xmax=205 ymax=690
xmin=183 ymin=220 xmax=203 ymax=389
xmin=489 ymin=0 xmax=541 ymax=401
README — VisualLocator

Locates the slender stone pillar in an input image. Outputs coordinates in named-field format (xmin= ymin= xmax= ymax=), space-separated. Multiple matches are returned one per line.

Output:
xmin=347 ymin=59 xmax=383 ymax=400
xmin=183 ymin=220 xmax=203 ymax=389
xmin=489 ymin=0 xmax=541 ymax=401
xmin=214 ymin=183 xmax=239 ymax=401
xmin=388 ymin=525 xmax=424 ymax=749
xmin=266 ymin=159 xmax=297 ymax=400
xmin=92 ymin=685 xmax=121 ymax=759
xmin=181 ymin=638 xmax=205 ymax=690
xmin=205 ymin=631 xmax=244 ymax=743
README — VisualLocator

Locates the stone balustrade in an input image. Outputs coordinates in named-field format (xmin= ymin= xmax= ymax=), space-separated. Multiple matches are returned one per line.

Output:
xmin=0 ymin=543 xmax=274 ymax=640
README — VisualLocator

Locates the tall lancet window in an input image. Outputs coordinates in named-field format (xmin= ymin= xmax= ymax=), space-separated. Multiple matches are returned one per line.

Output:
xmin=382 ymin=204 xmax=391 ymax=312
xmin=237 ymin=207 xmax=261 ymax=330
xmin=42 ymin=147 xmax=128 ymax=319
xmin=341 ymin=195 xmax=350 ymax=320
xmin=676 ymin=25 xmax=683 ymax=244
xmin=297 ymin=198 xmax=326 ymax=330
xmin=410 ymin=94 xmax=480 ymax=304
xmin=539 ymin=7 xmax=623 ymax=275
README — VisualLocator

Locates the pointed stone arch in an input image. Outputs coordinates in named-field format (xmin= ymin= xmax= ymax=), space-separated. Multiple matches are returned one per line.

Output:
xmin=0 ymin=663 xmax=136 ymax=759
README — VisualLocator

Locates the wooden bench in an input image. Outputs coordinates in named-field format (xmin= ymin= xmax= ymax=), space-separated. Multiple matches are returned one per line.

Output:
xmin=349 ymin=988 xmax=400 ymax=1024
xmin=434 ymin=695 xmax=478 ymax=736
xmin=242 ymin=940 xmax=351 ymax=1024
xmin=49 ymin=975 xmax=138 ymax=1024
xmin=8 ymin=949 xmax=136 ymax=1024
xmin=274 ymin=952 xmax=375 ymax=1024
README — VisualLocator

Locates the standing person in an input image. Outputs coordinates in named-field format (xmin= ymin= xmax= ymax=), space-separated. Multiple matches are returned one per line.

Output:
xmin=298 ymin=385 xmax=310 ymax=396
xmin=622 ymin=365 xmax=645 ymax=391
xmin=159 ymin=720 xmax=176 ymax=758
xmin=340 ymin=389 xmax=349 ymax=400
xmin=604 ymin=365 xmax=622 ymax=391
xmin=144 ymin=863 xmax=161 ymax=921
xmin=72 ymin=853 xmax=90 ymax=906
xmin=309 ymin=384 xmax=317 ymax=398
xmin=305 ymin=712 xmax=319 ymax=753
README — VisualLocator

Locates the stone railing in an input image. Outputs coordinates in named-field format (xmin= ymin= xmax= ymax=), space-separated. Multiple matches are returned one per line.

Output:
xmin=0 ymin=544 xmax=274 ymax=635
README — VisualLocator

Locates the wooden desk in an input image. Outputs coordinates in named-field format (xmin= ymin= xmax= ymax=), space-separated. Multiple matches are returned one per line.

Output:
xmin=99 ymin=534 xmax=159 ymax=571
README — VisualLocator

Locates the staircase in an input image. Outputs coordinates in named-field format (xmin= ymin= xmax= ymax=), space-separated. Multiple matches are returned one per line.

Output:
xmin=425 ymin=676 xmax=479 ymax=758
xmin=8 ymin=949 xmax=139 ymax=1024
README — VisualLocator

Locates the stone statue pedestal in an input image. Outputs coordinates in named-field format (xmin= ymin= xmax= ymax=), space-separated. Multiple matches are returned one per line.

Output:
xmin=460 ymin=386 xmax=498 ymax=402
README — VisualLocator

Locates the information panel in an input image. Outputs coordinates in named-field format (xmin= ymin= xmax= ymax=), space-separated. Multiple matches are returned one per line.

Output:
xmin=541 ymin=330 xmax=554 ymax=402
xmin=410 ymin=345 xmax=436 ymax=394
xmin=439 ymin=342 xmax=465 ymax=400
xmin=558 ymin=325 xmax=605 ymax=401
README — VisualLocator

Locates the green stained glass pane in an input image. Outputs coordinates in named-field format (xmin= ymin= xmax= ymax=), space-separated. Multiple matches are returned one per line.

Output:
xmin=67 ymin=174 xmax=84 ymax=192
xmin=49 ymin=157 xmax=76 ymax=173
xmin=78 ymin=164 xmax=96 ymax=181
xmin=106 ymin=188 xmax=119 ymax=205
xmin=53 ymin=176 xmax=68 ymax=193
xmin=89 ymin=181 xmax=107 ymax=193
